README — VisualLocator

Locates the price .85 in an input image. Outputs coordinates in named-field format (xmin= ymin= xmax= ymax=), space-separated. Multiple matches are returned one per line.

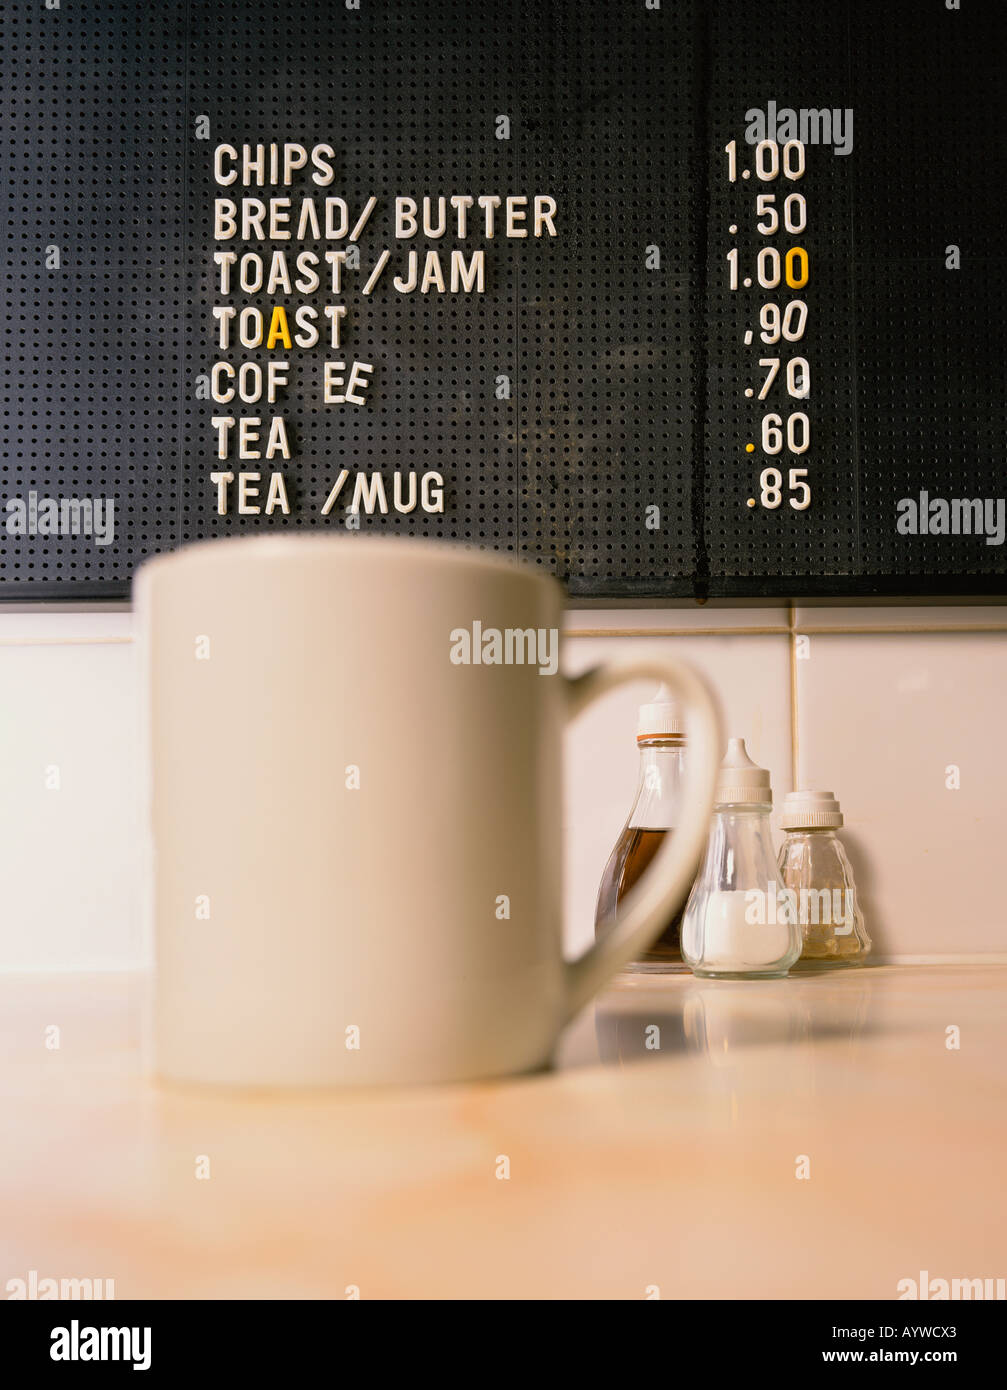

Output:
xmin=758 ymin=467 xmax=810 ymax=510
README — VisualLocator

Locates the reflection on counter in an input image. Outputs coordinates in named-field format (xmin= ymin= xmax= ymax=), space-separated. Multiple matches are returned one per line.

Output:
xmin=581 ymin=971 xmax=879 ymax=1079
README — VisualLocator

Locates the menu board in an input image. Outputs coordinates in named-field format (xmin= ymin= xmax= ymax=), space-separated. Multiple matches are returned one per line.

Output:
xmin=2 ymin=0 xmax=1004 ymax=598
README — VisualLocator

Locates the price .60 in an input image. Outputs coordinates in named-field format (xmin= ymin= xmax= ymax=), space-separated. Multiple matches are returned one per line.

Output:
xmin=761 ymin=411 xmax=810 ymax=454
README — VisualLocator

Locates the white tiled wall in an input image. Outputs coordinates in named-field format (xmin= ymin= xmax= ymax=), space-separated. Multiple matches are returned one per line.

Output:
xmin=1 ymin=604 xmax=1005 ymax=970
xmin=0 ymin=612 xmax=138 ymax=970
xmin=794 ymin=628 xmax=1007 ymax=957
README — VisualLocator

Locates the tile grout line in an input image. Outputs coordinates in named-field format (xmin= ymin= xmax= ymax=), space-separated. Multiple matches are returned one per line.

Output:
xmin=5 ymin=622 xmax=1007 ymax=650
xmin=567 ymin=622 xmax=1007 ymax=637
xmin=793 ymin=623 xmax=1007 ymax=634
xmin=0 ymin=637 xmax=133 ymax=648
xmin=788 ymin=604 xmax=799 ymax=792
xmin=567 ymin=626 xmax=789 ymax=637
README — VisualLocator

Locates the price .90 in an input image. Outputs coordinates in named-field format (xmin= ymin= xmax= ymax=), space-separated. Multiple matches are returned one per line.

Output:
xmin=758 ymin=299 xmax=807 ymax=343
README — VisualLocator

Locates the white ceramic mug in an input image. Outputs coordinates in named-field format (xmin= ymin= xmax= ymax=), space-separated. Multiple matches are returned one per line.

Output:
xmin=136 ymin=536 xmax=721 ymax=1087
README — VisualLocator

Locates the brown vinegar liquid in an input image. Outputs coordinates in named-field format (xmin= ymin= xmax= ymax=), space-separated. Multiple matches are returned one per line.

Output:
xmin=595 ymin=826 xmax=689 ymax=972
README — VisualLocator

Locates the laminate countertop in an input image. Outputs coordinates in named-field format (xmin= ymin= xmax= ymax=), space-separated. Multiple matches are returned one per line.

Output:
xmin=1 ymin=965 xmax=1004 ymax=1300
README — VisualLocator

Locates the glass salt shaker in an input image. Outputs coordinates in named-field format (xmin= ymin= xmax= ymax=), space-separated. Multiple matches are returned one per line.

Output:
xmin=778 ymin=790 xmax=871 ymax=966
xmin=681 ymin=739 xmax=801 ymax=979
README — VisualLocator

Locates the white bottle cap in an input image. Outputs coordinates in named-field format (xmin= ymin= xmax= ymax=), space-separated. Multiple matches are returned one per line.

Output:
xmin=636 ymin=683 xmax=685 ymax=741
xmin=781 ymin=789 xmax=844 ymax=829
xmin=715 ymin=737 xmax=772 ymax=805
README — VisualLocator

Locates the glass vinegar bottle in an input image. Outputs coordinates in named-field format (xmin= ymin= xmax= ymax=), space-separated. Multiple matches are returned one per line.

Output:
xmin=594 ymin=686 xmax=693 ymax=973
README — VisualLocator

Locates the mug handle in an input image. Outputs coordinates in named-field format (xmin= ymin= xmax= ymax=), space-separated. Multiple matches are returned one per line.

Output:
xmin=563 ymin=654 xmax=722 ymax=1021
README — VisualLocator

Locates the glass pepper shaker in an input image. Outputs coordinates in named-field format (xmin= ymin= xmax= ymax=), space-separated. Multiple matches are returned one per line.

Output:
xmin=778 ymin=790 xmax=871 ymax=966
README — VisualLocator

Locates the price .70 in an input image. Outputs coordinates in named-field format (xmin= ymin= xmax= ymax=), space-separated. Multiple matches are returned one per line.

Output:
xmin=757 ymin=467 xmax=810 ymax=510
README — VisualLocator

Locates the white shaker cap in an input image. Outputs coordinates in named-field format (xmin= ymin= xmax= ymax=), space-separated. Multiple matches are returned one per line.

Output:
xmin=637 ymin=683 xmax=685 ymax=740
xmin=715 ymin=737 xmax=772 ymax=805
xmin=781 ymin=789 xmax=844 ymax=829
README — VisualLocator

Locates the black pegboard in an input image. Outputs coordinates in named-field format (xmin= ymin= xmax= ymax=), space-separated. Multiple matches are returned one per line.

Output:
xmin=1 ymin=0 xmax=1004 ymax=600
